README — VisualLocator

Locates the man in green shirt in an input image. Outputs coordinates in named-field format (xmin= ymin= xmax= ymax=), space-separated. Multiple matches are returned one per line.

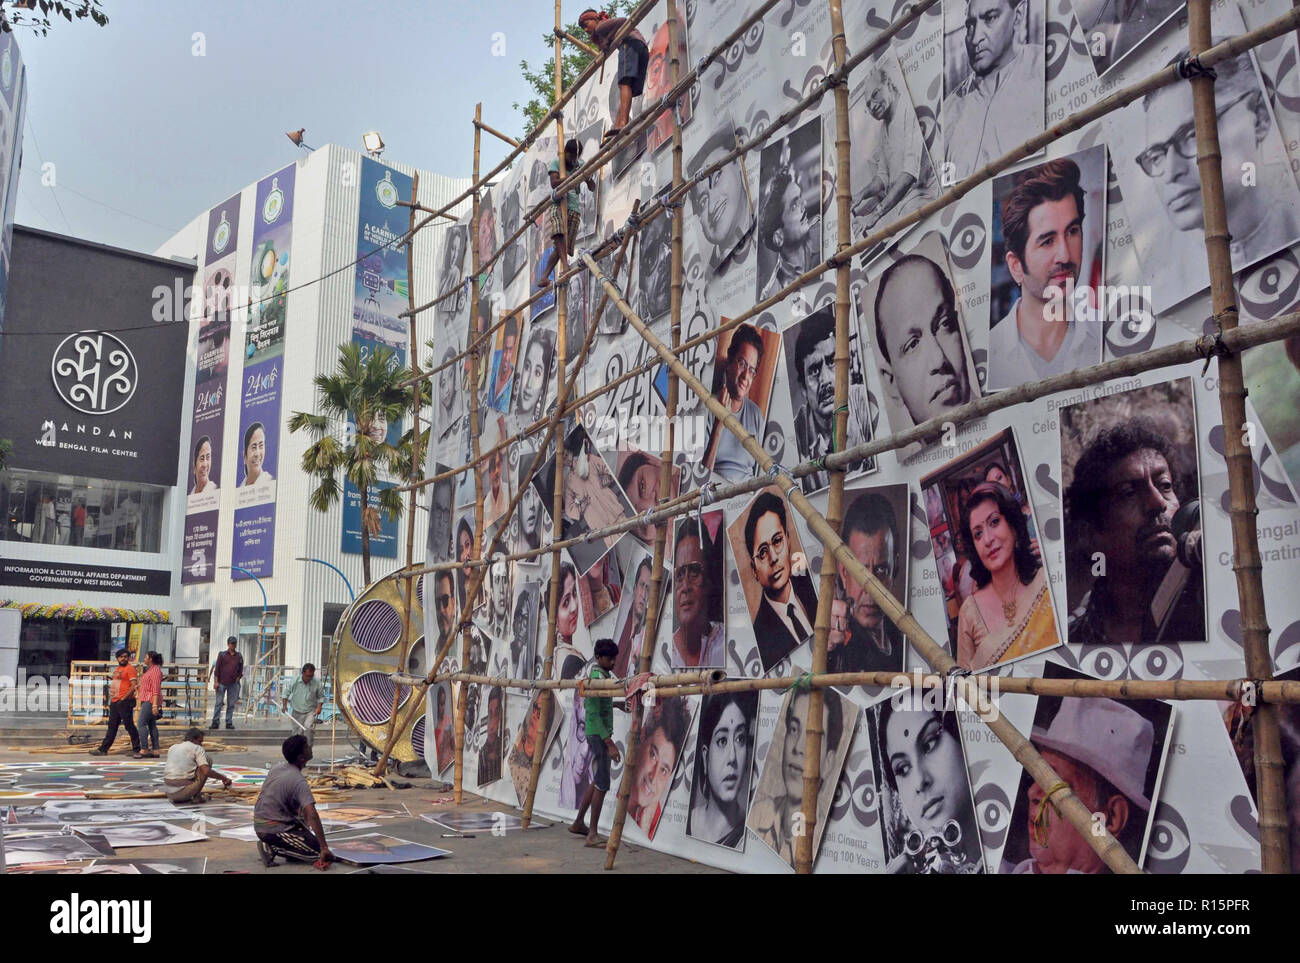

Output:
xmin=281 ymin=663 xmax=325 ymax=747
xmin=568 ymin=639 xmax=627 ymax=847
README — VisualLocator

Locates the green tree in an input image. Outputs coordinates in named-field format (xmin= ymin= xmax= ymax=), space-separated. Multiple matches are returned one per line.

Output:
xmin=514 ymin=1 xmax=635 ymax=135
xmin=2 ymin=1 xmax=108 ymax=34
xmin=0 ymin=438 xmax=11 ymax=470
xmin=288 ymin=342 xmax=418 ymax=586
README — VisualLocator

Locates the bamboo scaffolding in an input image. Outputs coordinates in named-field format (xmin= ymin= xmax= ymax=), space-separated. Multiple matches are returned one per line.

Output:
xmin=357 ymin=4 xmax=1300 ymax=874
xmin=522 ymin=0 xmax=571 ymax=831
xmin=604 ymin=0 xmax=686 ymax=870
xmin=368 ymin=189 xmax=639 ymax=782
xmin=406 ymin=8 xmax=1300 ymax=448
xmin=1187 ymin=0 xmax=1289 ymax=872
xmin=387 ymin=309 xmax=1300 ymax=580
xmin=793 ymin=0 xmax=855 ymax=877
xmin=403 ymin=0 xmax=661 ymax=241
xmin=580 ymin=250 xmax=1141 ymax=874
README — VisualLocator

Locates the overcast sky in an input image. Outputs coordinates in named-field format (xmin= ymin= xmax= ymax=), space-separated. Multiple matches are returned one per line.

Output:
xmin=13 ymin=0 xmax=557 ymax=253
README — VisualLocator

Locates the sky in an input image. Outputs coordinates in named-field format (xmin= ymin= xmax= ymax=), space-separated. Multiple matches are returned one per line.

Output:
xmin=12 ymin=0 xmax=561 ymax=254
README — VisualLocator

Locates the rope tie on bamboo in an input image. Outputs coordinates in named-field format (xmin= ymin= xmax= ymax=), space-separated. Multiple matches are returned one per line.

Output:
xmin=657 ymin=185 xmax=685 ymax=220
xmin=767 ymin=462 xmax=801 ymax=503
xmin=1030 ymin=782 xmax=1072 ymax=847
xmin=943 ymin=665 xmax=971 ymax=728
xmin=659 ymin=92 xmax=684 ymax=129
xmin=783 ymin=672 xmax=814 ymax=692
xmin=1197 ymin=310 xmax=1236 ymax=375
xmin=1175 ymin=54 xmax=1217 ymax=81
xmin=831 ymin=403 xmax=849 ymax=454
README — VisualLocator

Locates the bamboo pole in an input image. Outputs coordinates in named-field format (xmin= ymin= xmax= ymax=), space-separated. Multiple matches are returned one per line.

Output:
xmin=474 ymin=118 xmax=521 ymax=148
xmin=557 ymin=27 xmax=600 ymax=58
xmin=603 ymin=0 xmax=686 ymax=871
xmin=795 ymin=0 xmax=853 ymax=876
xmin=581 ymin=250 xmax=1141 ymax=874
xmin=522 ymin=0 xmax=570 ymax=830
xmin=392 ymin=668 xmax=1300 ymax=704
xmin=1187 ymin=0 xmax=1290 ymax=873
xmin=450 ymin=103 xmax=487 ymax=799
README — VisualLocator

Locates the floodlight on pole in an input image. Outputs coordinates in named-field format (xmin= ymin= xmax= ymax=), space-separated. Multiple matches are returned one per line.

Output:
xmin=362 ymin=131 xmax=385 ymax=158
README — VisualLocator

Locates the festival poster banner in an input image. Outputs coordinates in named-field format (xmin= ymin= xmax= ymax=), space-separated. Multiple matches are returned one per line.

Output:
xmin=342 ymin=158 xmax=411 ymax=556
xmin=231 ymin=164 xmax=295 ymax=579
xmin=342 ymin=479 xmax=399 ymax=558
xmin=182 ymin=193 xmax=240 ymax=585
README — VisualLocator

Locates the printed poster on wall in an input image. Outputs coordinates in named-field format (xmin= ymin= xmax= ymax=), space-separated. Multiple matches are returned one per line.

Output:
xmin=341 ymin=157 xmax=410 ymax=558
xmin=182 ymin=193 xmax=240 ymax=584
xmin=231 ymin=163 xmax=295 ymax=579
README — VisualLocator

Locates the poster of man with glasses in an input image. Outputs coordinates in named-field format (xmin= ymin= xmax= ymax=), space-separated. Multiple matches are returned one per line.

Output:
xmin=1106 ymin=11 xmax=1300 ymax=313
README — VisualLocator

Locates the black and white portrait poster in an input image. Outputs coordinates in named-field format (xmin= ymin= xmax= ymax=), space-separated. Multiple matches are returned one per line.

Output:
xmin=755 ymin=114 xmax=823 ymax=303
xmin=855 ymin=232 xmax=981 ymax=459
xmin=686 ymin=689 xmax=759 ymax=852
xmin=1058 ymin=377 xmax=1206 ymax=647
xmin=867 ymin=688 xmax=985 ymax=873
xmin=780 ymin=304 xmax=878 ymax=494
xmin=747 ymin=685 xmax=856 ymax=871
xmin=1070 ymin=0 xmax=1184 ymax=77
xmin=687 ymin=114 xmax=757 ymax=282
xmin=941 ymin=0 xmax=1046 ymax=182
xmin=437 ymin=219 xmax=470 ymax=324
xmin=1104 ymin=5 xmax=1300 ymax=313
xmin=920 ymin=427 xmax=1063 ymax=670
xmin=999 ymin=662 xmax=1175 ymax=873
xmin=986 ymin=144 xmax=1107 ymax=390
xmin=847 ymin=47 xmax=939 ymax=265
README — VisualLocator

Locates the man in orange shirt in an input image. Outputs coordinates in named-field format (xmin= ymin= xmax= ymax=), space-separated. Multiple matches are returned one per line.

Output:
xmin=90 ymin=648 xmax=140 ymax=756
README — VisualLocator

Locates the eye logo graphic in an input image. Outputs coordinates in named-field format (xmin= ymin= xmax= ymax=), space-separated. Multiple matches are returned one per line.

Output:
xmin=51 ymin=331 xmax=139 ymax=415
xmin=375 ymin=170 xmax=399 ymax=209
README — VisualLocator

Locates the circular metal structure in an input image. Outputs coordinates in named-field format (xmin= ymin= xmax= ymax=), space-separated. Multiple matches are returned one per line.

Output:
xmin=333 ymin=575 xmax=425 ymax=763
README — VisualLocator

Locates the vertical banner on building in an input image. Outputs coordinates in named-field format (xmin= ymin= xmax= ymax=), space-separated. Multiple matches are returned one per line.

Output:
xmin=232 ymin=164 xmax=295 ymax=579
xmin=182 ymin=193 xmax=241 ymax=584
xmin=341 ymin=158 xmax=412 ymax=559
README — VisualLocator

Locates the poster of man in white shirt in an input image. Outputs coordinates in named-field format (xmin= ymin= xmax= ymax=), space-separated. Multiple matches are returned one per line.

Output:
xmin=986 ymin=147 xmax=1106 ymax=391
xmin=941 ymin=0 xmax=1045 ymax=182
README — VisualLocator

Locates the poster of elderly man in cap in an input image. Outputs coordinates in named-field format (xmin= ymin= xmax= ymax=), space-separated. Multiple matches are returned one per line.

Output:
xmin=848 ymin=48 xmax=938 ymax=266
xmin=999 ymin=664 xmax=1175 ymax=873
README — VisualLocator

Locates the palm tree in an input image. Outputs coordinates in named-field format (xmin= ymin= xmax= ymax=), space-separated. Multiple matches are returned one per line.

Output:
xmin=288 ymin=342 xmax=416 ymax=585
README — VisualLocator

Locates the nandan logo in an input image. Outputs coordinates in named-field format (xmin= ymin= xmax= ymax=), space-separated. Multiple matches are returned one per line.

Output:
xmin=50 ymin=331 xmax=139 ymax=415
xmin=375 ymin=170 xmax=398 ymax=209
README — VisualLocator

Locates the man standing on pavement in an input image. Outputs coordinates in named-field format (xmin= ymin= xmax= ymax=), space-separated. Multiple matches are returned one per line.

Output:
xmin=162 ymin=727 xmax=232 ymax=802
xmin=210 ymin=636 xmax=243 ymax=730
xmin=254 ymin=734 xmax=335 ymax=869
xmin=90 ymin=647 xmax=140 ymax=756
xmin=281 ymin=663 xmax=325 ymax=747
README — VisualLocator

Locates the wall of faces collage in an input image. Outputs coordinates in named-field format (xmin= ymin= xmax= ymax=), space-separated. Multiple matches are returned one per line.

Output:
xmin=418 ymin=0 xmax=1300 ymax=873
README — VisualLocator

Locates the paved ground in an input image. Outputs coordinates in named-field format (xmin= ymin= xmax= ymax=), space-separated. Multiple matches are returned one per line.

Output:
xmin=0 ymin=745 xmax=723 ymax=875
